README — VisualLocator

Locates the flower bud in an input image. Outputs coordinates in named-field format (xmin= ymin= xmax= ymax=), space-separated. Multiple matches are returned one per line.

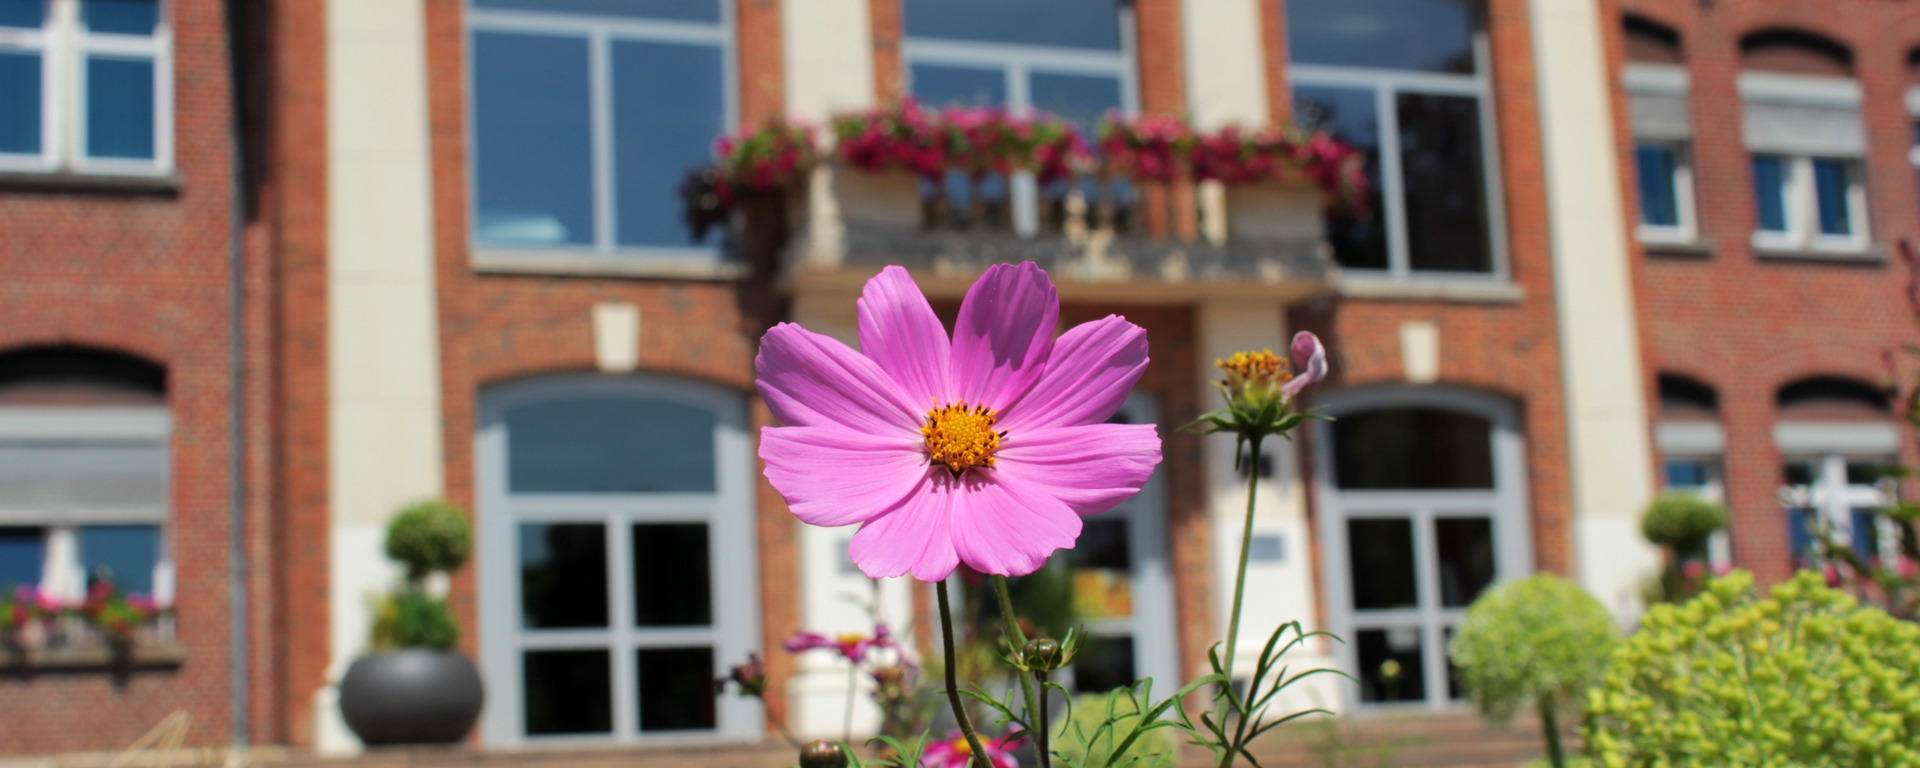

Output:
xmin=799 ymin=740 xmax=848 ymax=768
xmin=1023 ymin=638 xmax=1063 ymax=670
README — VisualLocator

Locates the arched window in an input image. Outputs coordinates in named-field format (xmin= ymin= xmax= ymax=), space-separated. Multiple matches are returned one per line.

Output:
xmin=1775 ymin=376 xmax=1896 ymax=569
xmin=1622 ymin=17 xmax=1697 ymax=244
xmin=475 ymin=374 xmax=758 ymax=745
xmin=1739 ymin=30 xmax=1868 ymax=254
xmin=1312 ymin=386 xmax=1530 ymax=709
xmin=0 ymin=346 xmax=171 ymax=604
xmin=1654 ymin=374 xmax=1729 ymax=564
xmin=1287 ymin=0 xmax=1502 ymax=279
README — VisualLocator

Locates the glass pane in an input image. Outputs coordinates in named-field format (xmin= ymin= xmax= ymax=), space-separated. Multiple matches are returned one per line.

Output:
xmin=1294 ymin=85 xmax=1387 ymax=270
xmin=79 ymin=524 xmax=158 ymax=595
xmin=472 ymin=32 xmax=594 ymax=247
xmin=0 ymin=52 xmax=40 ymax=155
xmin=519 ymin=523 xmax=608 ymax=629
xmin=82 ymin=0 xmax=157 ymax=34
xmin=1068 ymin=518 xmax=1132 ymax=619
xmin=1333 ymin=409 xmax=1494 ymax=490
xmin=1444 ymin=626 xmax=1465 ymax=700
xmin=612 ymin=39 xmax=726 ymax=249
xmin=506 ymin=395 xmax=717 ymax=494
xmin=1751 ymin=155 xmax=1788 ymax=233
xmin=1070 ymin=634 xmax=1136 ymax=694
xmin=1782 ymin=460 xmax=1815 ymax=487
xmin=473 ymin=0 xmax=720 ymax=22
xmin=1846 ymin=460 xmax=1885 ymax=486
xmin=1850 ymin=508 xmax=1881 ymax=561
xmin=86 ymin=57 xmax=154 ymax=159
xmin=523 ymin=649 xmax=613 ymax=735
xmin=637 ymin=646 xmax=717 ymax=731
xmin=1812 ymin=158 xmax=1852 ymax=236
xmin=1287 ymin=0 xmax=1479 ymax=74
xmin=0 ymin=0 xmax=44 ymax=28
xmin=1635 ymin=143 xmax=1679 ymax=227
xmin=911 ymin=63 xmax=1008 ymax=109
xmin=0 ymin=527 xmax=43 ymax=591
xmin=904 ymin=0 xmax=1121 ymax=50
xmin=1348 ymin=518 xmax=1417 ymax=610
xmin=1434 ymin=517 xmax=1494 ymax=608
xmin=633 ymin=523 xmax=711 ymax=627
xmin=1030 ymin=71 xmax=1124 ymax=135
xmin=1399 ymin=92 xmax=1491 ymax=273
xmin=1356 ymin=627 xmax=1426 ymax=703
xmin=1663 ymin=458 xmax=1709 ymax=489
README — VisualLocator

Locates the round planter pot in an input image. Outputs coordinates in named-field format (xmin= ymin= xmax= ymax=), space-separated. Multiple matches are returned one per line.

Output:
xmin=339 ymin=649 xmax=484 ymax=746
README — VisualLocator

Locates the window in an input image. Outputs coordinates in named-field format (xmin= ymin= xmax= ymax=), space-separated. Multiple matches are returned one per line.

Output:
xmin=476 ymin=374 xmax=759 ymax=745
xmin=902 ymin=0 xmax=1137 ymax=236
xmin=467 ymin=0 xmax=732 ymax=261
xmin=1288 ymin=0 xmax=1503 ymax=280
xmin=1623 ymin=57 xmax=1696 ymax=243
xmin=1654 ymin=374 xmax=1728 ymax=564
xmin=1775 ymin=377 xmax=1897 ymax=569
xmin=0 ymin=0 xmax=172 ymax=174
xmin=0 ymin=346 xmax=172 ymax=605
xmin=1739 ymin=33 xmax=1868 ymax=253
xmin=1749 ymin=152 xmax=1866 ymax=250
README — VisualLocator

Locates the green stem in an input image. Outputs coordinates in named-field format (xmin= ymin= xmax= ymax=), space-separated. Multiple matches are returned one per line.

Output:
xmin=992 ymin=576 xmax=1045 ymax=768
xmin=754 ymin=691 xmax=805 ymax=749
xmin=937 ymin=581 xmax=992 ymax=768
xmin=1539 ymin=697 xmax=1565 ymax=768
xmin=1220 ymin=436 xmax=1264 ymax=695
xmin=1035 ymin=669 xmax=1051 ymax=768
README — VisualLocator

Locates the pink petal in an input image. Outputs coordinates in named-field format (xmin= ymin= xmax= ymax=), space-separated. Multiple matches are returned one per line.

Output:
xmin=999 ymin=315 xmax=1148 ymax=431
xmin=949 ymin=262 xmax=1059 ymax=410
xmin=949 ymin=473 xmax=1082 ymax=577
xmin=858 ymin=266 xmax=952 ymax=407
xmin=756 ymin=322 xmax=923 ymax=435
xmin=1282 ymin=330 xmax=1327 ymax=397
xmin=994 ymin=423 xmax=1161 ymax=517
xmin=848 ymin=477 xmax=960 ymax=581
xmin=759 ymin=425 xmax=928 ymax=527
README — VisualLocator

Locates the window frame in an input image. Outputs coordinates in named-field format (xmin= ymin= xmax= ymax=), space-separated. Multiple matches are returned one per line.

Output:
xmin=1633 ymin=139 xmax=1697 ymax=244
xmin=464 ymin=2 xmax=738 ymax=268
xmin=1748 ymin=153 xmax=1869 ymax=253
xmin=1291 ymin=33 xmax=1512 ymax=285
xmin=0 ymin=0 xmax=173 ymax=176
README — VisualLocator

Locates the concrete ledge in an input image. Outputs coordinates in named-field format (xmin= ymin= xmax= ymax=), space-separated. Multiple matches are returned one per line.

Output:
xmin=472 ymin=253 xmax=747 ymax=281
xmin=0 ymin=171 xmax=180 ymax=196
xmin=1337 ymin=279 xmax=1525 ymax=304
xmin=1 ymin=643 xmax=186 ymax=672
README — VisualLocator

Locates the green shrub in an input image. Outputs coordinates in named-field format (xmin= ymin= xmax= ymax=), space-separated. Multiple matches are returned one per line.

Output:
xmin=373 ymin=591 xmax=460 ymax=650
xmin=1585 ymin=570 xmax=1920 ymax=766
xmin=1450 ymin=574 xmax=1617 ymax=768
xmin=385 ymin=499 xmax=472 ymax=583
xmin=1639 ymin=493 xmax=1726 ymax=555
xmin=1051 ymin=690 xmax=1177 ymax=768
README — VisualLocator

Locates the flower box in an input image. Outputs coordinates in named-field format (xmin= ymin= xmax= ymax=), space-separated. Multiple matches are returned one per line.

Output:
xmin=1224 ymin=180 xmax=1326 ymax=243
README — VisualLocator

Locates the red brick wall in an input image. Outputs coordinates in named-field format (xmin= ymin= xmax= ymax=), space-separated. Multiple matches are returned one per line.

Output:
xmin=0 ymin=0 xmax=246 ymax=754
xmin=1607 ymin=0 xmax=1920 ymax=583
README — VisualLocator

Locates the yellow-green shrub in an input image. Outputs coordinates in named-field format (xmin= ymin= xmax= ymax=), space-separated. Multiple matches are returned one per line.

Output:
xmin=1585 ymin=570 xmax=1920 ymax=767
xmin=1451 ymin=574 xmax=1617 ymax=768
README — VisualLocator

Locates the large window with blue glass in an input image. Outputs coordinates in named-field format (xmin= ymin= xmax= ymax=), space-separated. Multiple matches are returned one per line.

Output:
xmin=1286 ymin=0 xmax=1501 ymax=279
xmin=1621 ymin=18 xmax=1696 ymax=244
xmin=1739 ymin=33 xmax=1868 ymax=254
xmin=467 ymin=0 xmax=732 ymax=260
xmin=0 ymin=0 xmax=171 ymax=174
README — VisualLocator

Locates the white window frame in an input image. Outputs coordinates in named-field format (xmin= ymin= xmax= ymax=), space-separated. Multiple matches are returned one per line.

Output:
xmin=1739 ymin=72 xmax=1869 ymax=254
xmin=1749 ymin=153 xmax=1869 ymax=253
xmin=901 ymin=7 xmax=1139 ymax=238
xmin=465 ymin=2 xmax=738 ymax=266
xmin=0 ymin=0 xmax=173 ymax=176
xmin=1633 ymin=139 xmax=1697 ymax=244
xmin=1292 ymin=35 xmax=1511 ymax=285
xmin=1624 ymin=63 xmax=1696 ymax=245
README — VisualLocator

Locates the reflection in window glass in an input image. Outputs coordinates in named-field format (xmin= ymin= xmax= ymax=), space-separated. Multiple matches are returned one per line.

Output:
xmin=473 ymin=0 xmax=720 ymax=23
xmin=1067 ymin=518 xmax=1132 ymax=619
xmin=1293 ymin=86 xmax=1388 ymax=270
xmin=613 ymin=39 xmax=726 ymax=248
xmin=523 ymin=649 xmax=613 ymax=735
xmin=1286 ymin=0 xmax=1479 ymax=74
xmin=911 ymin=63 xmax=1007 ymax=109
xmin=79 ymin=524 xmax=158 ymax=594
xmin=1070 ymin=634 xmax=1137 ymax=694
xmin=1635 ymin=143 xmax=1679 ymax=227
xmin=1399 ymin=92 xmax=1491 ymax=272
xmin=1434 ymin=517 xmax=1494 ymax=608
xmin=637 ymin=646 xmax=717 ymax=731
xmin=1348 ymin=518 xmax=1417 ymax=610
xmin=519 ymin=523 xmax=608 ymax=629
xmin=1811 ymin=158 xmax=1851 ymax=236
xmin=632 ymin=523 xmax=711 ymax=627
xmin=506 ymin=396 xmax=717 ymax=493
xmin=82 ymin=0 xmax=157 ymax=34
xmin=1030 ymin=72 xmax=1124 ymax=135
xmin=0 ymin=527 xmax=43 ymax=590
xmin=471 ymin=32 xmax=594 ymax=247
xmin=904 ymin=0 xmax=1120 ymax=50
xmin=0 ymin=53 xmax=40 ymax=155
xmin=1751 ymin=155 xmax=1788 ymax=233
xmin=1333 ymin=409 xmax=1494 ymax=490
xmin=1355 ymin=628 xmax=1426 ymax=703
xmin=0 ymin=0 xmax=43 ymax=30
xmin=86 ymin=57 xmax=155 ymax=159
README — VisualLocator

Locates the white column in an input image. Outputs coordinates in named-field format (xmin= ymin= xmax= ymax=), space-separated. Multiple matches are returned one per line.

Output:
xmin=782 ymin=0 xmax=875 ymax=123
xmin=1180 ymin=0 xmax=1269 ymax=131
xmin=1194 ymin=302 xmax=1338 ymax=712
xmin=320 ymin=0 xmax=445 ymax=753
xmin=1529 ymin=0 xmax=1661 ymax=620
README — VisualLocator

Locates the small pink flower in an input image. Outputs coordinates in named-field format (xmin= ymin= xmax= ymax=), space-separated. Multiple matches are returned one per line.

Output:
xmin=784 ymin=623 xmax=894 ymax=663
xmin=1712 ymin=562 xmax=1733 ymax=577
xmin=1681 ymin=560 xmax=1706 ymax=580
xmin=1823 ymin=562 xmax=1842 ymax=587
xmin=923 ymin=731 xmax=1023 ymax=768
xmin=757 ymin=263 xmax=1161 ymax=581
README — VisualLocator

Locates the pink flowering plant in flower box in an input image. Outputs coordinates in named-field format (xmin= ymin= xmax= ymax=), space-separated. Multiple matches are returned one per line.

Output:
xmin=1190 ymin=125 xmax=1370 ymax=213
xmin=752 ymin=262 xmax=1340 ymax=768
xmin=1096 ymin=113 xmax=1197 ymax=183
xmin=832 ymin=100 xmax=950 ymax=180
xmin=680 ymin=119 xmax=819 ymax=242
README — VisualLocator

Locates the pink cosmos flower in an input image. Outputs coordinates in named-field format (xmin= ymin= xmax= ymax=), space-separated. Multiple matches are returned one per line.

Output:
xmin=923 ymin=731 xmax=1023 ymax=768
xmin=783 ymin=623 xmax=895 ymax=663
xmin=757 ymin=262 xmax=1161 ymax=581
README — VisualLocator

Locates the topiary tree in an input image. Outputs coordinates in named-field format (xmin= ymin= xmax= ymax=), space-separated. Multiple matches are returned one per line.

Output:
xmin=1449 ymin=574 xmax=1619 ymax=768
xmin=1585 ymin=570 xmax=1920 ymax=766
xmin=1640 ymin=493 xmax=1726 ymax=560
xmin=385 ymin=499 xmax=473 ymax=585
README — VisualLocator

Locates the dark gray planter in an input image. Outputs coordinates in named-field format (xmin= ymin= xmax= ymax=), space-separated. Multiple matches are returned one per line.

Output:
xmin=339 ymin=649 xmax=484 ymax=745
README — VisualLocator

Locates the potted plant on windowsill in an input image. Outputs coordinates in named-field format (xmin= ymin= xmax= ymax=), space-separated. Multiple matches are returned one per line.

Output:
xmin=338 ymin=499 xmax=484 ymax=746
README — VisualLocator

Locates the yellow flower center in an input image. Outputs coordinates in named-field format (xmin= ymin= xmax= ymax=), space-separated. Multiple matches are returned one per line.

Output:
xmin=837 ymin=633 xmax=866 ymax=645
xmin=1215 ymin=349 xmax=1294 ymax=385
xmin=922 ymin=401 xmax=1004 ymax=474
xmin=951 ymin=738 xmax=975 ymax=756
